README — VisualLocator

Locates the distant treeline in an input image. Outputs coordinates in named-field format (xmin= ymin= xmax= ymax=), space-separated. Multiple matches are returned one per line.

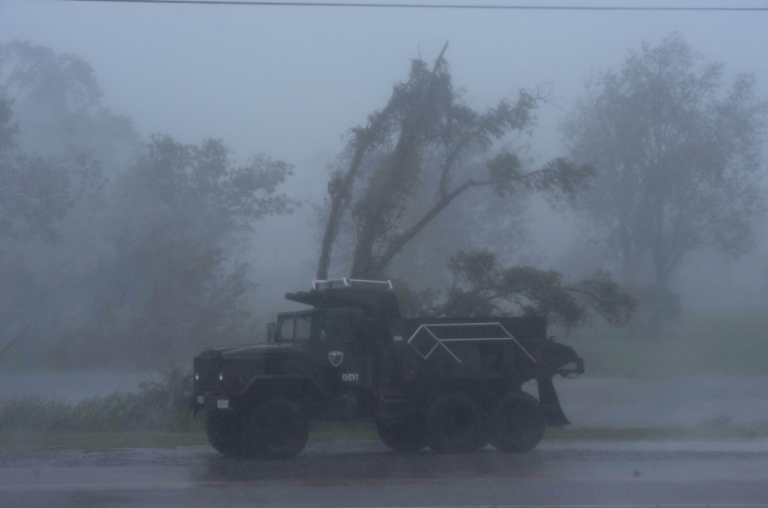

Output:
xmin=1 ymin=35 xmax=765 ymax=370
xmin=0 ymin=42 xmax=295 ymax=369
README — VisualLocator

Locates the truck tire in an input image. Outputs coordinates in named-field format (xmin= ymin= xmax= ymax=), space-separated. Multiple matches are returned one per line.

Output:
xmin=376 ymin=418 xmax=427 ymax=453
xmin=489 ymin=392 xmax=545 ymax=453
xmin=425 ymin=391 xmax=485 ymax=454
xmin=243 ymin=398 xmax=309 ymax=459
xmin=206 ymin=411 xmax=244 ymax=457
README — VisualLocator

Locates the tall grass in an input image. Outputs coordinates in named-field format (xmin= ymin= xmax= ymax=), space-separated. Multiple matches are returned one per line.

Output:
xmin=0 ymin=368 xmax=203 ymax=433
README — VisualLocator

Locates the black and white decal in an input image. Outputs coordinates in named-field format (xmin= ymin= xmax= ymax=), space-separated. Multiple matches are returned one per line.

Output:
xmin=328 ymin=350 xmax=344 ymax=367
xmin=407 ymin=322 xmax=536 ymax=364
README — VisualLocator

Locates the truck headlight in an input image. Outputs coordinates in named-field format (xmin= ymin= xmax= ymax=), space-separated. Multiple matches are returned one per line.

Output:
xmin=218 ymin=372 xmax=224 ymax=382
xmin=194 ymin=372 xmax=199 ymax=381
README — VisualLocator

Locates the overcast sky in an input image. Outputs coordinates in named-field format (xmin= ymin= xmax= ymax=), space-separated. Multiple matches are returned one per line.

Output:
xmin=1 ymin=0 xmax=767 ymax=307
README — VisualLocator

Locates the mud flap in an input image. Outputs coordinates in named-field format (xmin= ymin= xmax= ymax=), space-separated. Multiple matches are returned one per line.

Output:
xmin=536 ymin=377 xmax=571 ymax=426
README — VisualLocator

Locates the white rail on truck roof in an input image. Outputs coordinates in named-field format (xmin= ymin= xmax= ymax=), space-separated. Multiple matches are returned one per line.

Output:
xmin=312 ymin=278 xmax=393 ymax=291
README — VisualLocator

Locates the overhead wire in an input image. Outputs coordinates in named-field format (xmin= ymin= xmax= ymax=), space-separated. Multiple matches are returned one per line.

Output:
xmin=64 ymin=0 xmax=768 ymax=12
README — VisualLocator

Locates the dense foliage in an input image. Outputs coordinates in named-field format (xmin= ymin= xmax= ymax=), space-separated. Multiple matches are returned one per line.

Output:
xmin=0 ymin=42 xmax=296 ymax=369
xmin=564 ymin=34 xmax=767 ymax=289
xmin=0 ymin=369 xmax=200 ymax=432
xmin=317 ymin=47 xmax=634 ymax=326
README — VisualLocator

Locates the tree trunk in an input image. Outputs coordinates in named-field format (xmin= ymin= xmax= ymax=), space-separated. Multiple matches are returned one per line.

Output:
xmin=347 ymin=44 xmax=449 ymax=280
xmin=350 ymin=222 xmax=378 ymax=279
xmin=316 ymin=188 xmax=343 ymax=280
xmin=315 ymin=128 xmax=375 ymax=280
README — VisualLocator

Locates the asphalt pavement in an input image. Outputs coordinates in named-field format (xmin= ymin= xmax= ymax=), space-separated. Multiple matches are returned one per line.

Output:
xmin=1 ymin=439 xmax=768 ymax=508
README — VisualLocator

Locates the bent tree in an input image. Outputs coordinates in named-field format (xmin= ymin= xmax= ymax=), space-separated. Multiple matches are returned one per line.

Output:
xmin=317 ymin=45 xmax=590 ymax=281
xmin=317 ymin=46 xmax=634 ymax=326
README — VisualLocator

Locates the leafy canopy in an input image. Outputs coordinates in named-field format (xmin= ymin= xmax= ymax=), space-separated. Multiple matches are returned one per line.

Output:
xmin=408 ymin=249 xmax=635 ymax=329
xmin=564 ymin=34 xmax=767 ymax=288
xmin=319 ymin=46 xmax=592 ymax=281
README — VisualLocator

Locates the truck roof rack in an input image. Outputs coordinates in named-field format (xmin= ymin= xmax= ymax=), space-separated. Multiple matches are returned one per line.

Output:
xmin=312 ymin=278 xmax=393 ymax=291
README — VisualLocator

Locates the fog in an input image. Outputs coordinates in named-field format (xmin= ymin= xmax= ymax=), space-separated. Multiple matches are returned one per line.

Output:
xmin=0 ymin=0 xmax=767 ymax=376
xmin=4 ymin=11 xmax=768 ymax=508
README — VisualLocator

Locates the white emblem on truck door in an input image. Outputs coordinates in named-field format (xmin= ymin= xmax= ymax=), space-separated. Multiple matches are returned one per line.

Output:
xmin=328 ymin=350 xmax=344 ymax=367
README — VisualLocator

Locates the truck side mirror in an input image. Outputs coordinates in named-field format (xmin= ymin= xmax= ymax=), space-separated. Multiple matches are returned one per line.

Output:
xmin=267 ymin=322 xmax=276 ymax=344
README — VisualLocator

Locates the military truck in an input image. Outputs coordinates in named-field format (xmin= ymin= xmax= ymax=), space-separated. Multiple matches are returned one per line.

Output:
xmin=191 ymin=279 xmax=584 ymax=458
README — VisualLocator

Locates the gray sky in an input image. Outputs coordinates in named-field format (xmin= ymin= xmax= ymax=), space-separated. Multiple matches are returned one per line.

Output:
xmin=3 ymin=1 xmax=766 ymax=163
xmin=2 ymin=0 xmax=767 ymax=307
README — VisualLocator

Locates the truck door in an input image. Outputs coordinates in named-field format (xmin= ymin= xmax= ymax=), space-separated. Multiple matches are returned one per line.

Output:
xmin=311 ymin=308 xmax=372 ymax=396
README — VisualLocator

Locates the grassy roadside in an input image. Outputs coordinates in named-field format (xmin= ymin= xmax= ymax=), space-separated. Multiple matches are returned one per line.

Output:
xmin=3 ymin=423 xmax=768 ymax=454
xmin=0 ymin=431 xmax=208 ymax=452
xmin=561 ymin=308 xmax=768 ymax=377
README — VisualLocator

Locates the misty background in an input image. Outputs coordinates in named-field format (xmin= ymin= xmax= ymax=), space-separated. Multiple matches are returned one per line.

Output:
xmin=0 ymin=0 xmax=767 ymax=397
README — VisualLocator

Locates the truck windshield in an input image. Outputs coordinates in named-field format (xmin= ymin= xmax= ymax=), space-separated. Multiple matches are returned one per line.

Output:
xmin=278 ymin=315 xmax=312 ymax=342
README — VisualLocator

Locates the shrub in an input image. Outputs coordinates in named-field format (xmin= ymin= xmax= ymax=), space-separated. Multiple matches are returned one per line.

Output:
xmin=0 ymin=368 xmax=203 ymax=433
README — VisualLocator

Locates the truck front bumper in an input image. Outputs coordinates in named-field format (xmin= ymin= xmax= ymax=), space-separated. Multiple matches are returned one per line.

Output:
xmin=190 ymin=393 xmax=233 ymax=416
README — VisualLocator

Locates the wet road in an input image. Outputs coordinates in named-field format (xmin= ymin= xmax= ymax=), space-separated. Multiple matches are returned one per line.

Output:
xmin=1 ymin=440 xmax=767 ymax=508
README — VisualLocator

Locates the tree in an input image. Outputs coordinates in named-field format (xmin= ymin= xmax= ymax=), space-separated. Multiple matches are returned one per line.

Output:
xmin=409 ymin=249 xmax=635 ymax=328
xmin=318 ymin=45 xmax=591 ymax=281
xmin=0 ymin=96 xmax=102 ymax=246
xmin=0 ymin=40 xmax=141 ymax=165
xmin=563 ymin=34 xmax=767 ymax=289
xmin=0 ymin=95 xmax=104 ymax=367
xmin=0 ymin=40 xmax=100 ymax=116
xmin=110 ymin=134 xmax=296 ymax=249
xmin=58 ymin=239 xmax=252 ymax=370
xmin=0 ymin=43 xmax=139 ymax=368
xmin=62 ymin=135 xmax=298 ymax=368
xmin=315 ymin=47 xmax=633 ymax=326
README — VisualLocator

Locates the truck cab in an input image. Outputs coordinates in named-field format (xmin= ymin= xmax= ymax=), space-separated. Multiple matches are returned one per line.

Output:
xmin=271 ymin=306 xmax=378 ymax=419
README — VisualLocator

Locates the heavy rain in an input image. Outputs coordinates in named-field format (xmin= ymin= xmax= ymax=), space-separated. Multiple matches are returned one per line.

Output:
xmin=0 ymin=1 xmax=767 ymax=507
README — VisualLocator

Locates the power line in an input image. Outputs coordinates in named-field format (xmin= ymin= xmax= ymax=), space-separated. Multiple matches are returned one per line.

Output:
xmin=65 ymin=0 xmax=768 ymax=12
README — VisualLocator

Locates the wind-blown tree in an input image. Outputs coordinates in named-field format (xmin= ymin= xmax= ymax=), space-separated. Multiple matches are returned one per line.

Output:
xmin=563 ymin=34 xmax=767 ymax=289
xmin=0 ymin=97 xmax=102 ymax=246
xmin=60 ymin=135 xmax=298 ymax=369
xmin=412 ymin=249 xmax=635 ymax=328
xmin=0 ymin=42 xmax=140 ymax=367
xmin=110 ymin=135 xmax=295 ymax=249
xmin=0 ymin=96 xmax=103 ymax=366
xmin=0 ymin=40 xmax=140 ymax=164
xmin=318 ymin=45 xmax=591 ymax=281
xmin=0 ymin=42 xmax=138 ymax=272
xmin=385 ymin=174 xmax=535 ymax=292
xmin=0 ymin=41 xmax=133 ymax=368
xmin=317 ymin=47 xmax=634 ymax=326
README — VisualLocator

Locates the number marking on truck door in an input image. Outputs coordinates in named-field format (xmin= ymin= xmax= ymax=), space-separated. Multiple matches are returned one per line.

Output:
xmin=341 ymin=373 xmax=359 ymax=382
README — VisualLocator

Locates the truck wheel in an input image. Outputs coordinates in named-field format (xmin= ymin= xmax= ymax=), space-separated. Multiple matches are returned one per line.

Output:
xmin=376 ymin=418 xmax=427 ymax=453
xmin=425 ymin=392 xmax=485 ymax=454
xmin=243 ymin=398 xmax=309 ymax=459
xmin=206 ymin=411 xmax=244 ymax=457
xmin=490 ymin=392 xmax=545 ymax=453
